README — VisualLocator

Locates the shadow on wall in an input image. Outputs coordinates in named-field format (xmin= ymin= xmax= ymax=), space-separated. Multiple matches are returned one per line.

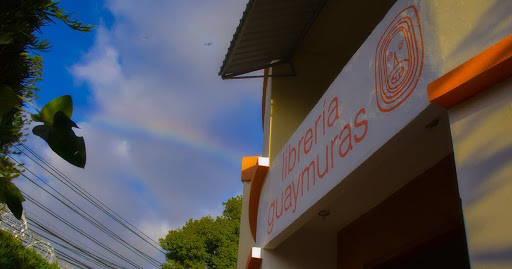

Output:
xmin=444 ymin=1 xmax=512 ymax=63
xmin=421 ymin=0 xmax=512 ymax=75
xmin=420 ymin=1 xmax=512 ymax=264
xmin=449 ymin=77 xmax=512 ymax=266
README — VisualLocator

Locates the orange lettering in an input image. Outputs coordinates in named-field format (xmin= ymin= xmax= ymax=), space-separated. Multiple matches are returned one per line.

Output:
xmin=304 ymin=128 xmax=313 ymax=154
xmin=302 ymin=161 xmax=316 ymax=191
xmin=330 ymin=134 xmax=338 ymax=168
xmin=317 ymin=146 xmax=329 ymax=178
xmin=288 ymin=145 xmax=296 ymax=173
xmin=267 ymin=201 xmax=275 ymax=234
xmin=315 ymin=114 xmax=322 ymax=144
xmin=284 ymin=185 xmax=292 ymax=211
xmin=354 ymin=108 xmax=368 ymax=143
xmin=328 ymin=97 xmax=340 ymax=127
xmin=338 ymin=124 xmax=353 ymax=158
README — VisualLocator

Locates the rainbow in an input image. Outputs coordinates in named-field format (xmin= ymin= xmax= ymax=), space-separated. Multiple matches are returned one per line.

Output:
xmin=93 ymin=118 xmax=244 ymax=167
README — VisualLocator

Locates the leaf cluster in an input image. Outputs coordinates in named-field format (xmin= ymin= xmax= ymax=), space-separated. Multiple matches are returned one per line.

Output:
xmin=0 ymin=94 xmax=86 ymax=220
xmin=0 ymin=0 xmax=93 ymax=170
xmin=0 ymin=0 xmax=94 ymax=51
xmin=160 ymin=196 xmax=243 ymax=269
xmin=0 ymin=0 xmax=92 ymax=220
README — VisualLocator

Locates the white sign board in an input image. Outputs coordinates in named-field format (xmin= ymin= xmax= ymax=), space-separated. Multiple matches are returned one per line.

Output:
xmin=256 ymin=2 xmax=434 ymax=246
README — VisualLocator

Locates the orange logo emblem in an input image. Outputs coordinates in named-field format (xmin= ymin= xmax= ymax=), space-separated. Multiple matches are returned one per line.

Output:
xmin=375 ymin=6 xmax=424 ymax=112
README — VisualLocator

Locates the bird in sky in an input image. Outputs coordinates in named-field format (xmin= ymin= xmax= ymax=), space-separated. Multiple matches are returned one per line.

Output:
xmin=204 ymin=42 xmax=213 ymax=46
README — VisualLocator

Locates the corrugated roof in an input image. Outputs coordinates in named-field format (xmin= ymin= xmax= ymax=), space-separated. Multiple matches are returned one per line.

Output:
xmin=219 ymin=0 xmax=327 ymax=79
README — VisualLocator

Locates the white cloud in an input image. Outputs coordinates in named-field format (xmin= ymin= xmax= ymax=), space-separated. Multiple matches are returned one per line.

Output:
xmin=113 ymin=139 xmax=130 ymax=158
xmin=138 ymin=219 xmax=173 ymax=242
xmin=13 ymin=0 xmax=264 ymax=267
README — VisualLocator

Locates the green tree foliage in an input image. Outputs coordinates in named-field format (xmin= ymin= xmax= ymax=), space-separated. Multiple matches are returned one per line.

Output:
xmin=0 ymin=55 xmax=42 ymax=181
xmin=160 ymin=196 xmax=242 ymax=269
xmin=0 ymin=0 xmax=93 ymax=219
xmin=0 ymin=229 xmax=59 ymax=269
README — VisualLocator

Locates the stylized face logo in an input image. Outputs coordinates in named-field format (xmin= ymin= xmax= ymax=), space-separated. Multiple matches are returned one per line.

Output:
xmin=387 ymin=38 xmax=409 ymax=89
xmin=375 ymin=6 xmax=424 ymax=112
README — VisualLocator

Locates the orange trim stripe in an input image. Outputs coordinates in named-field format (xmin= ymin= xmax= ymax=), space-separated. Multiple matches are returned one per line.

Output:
xmin=241 ymin=157 xmax=270 ymax=240
xmin=428 ymin=34 xmax=512 ymax=109
xmin=242 ymin=156 xmax=260 ymax=182
xmin=248 ymin=162 xmax=269 ymax=241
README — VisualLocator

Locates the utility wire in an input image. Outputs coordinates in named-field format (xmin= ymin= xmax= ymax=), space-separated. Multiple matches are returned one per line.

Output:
xmin=20 ymin=143 xmax=164 ymax=250
xmin=25 ymin=209 xmax=123 ymax=269
xmin=18 ymin=143 xmax=165 ymax=253
xmin=37 ymin=234 xmax=111 ymax=269
xmin=26 ymin=214 xmax=123 ymax=269
xmin=7 ymin=143 xmax=166 ymax=267
xmin=32 ymin=229 xmax=105 ymax=269
xmin=21 ymin=190 xmax=142 ymax=268
xmin=54 ymin=249 xmax=91 ymax=269
xmin=8 ymin=157 xmax=161 ymax=268
xmin=7 ymin=156 xmax=161 ymax=267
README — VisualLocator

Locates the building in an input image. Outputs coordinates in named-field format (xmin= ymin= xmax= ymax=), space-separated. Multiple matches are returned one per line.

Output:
xmin=219 ymin=0 xmax=512 ymax=268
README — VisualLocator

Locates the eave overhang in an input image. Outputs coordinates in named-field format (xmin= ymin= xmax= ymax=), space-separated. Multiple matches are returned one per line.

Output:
xmin=219 ymin=0 xmax=327 ymax=79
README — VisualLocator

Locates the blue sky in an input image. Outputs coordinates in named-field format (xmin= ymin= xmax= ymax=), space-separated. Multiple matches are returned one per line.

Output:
xmin=18 ymin=0 xmax=262 ymax=266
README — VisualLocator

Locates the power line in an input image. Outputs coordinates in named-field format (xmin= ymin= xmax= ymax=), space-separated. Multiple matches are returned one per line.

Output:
xmin=18 ymin=143 xmax=165 ymax=253
xmin=8 ymin=157 xmax=161 ymax=267
xmin=5 ymin=143 xmax=167 ymax=267
xmin=21 ymin=190 xmax=142 ymax=268
xmin=27 ymin=217 xmax=116 ymax=269
xmin=54 ymin=249 xmax=91 ymax=269
xmin=25 ymin=209 xmax=123 ymax=268
xmin=7 ymin=156 xmax=161 ymax=267
xmin=26 ymin=212 xmax=124 ymax=269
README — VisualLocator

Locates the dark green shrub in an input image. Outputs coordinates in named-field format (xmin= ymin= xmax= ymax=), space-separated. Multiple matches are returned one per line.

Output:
xmin=0 ymin=229 xmax=59 ymax=269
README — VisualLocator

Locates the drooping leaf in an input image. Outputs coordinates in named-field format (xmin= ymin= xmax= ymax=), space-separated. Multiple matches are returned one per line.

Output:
xmin=0 ymin=177 xmax=25 ymax=220
xmin=33 ymin=111 xmax=86 ymax=168
xmin=0 ymin=85 xmax=18 ymax=115
xmin=34 ymin=95 xmax=73 ymax=125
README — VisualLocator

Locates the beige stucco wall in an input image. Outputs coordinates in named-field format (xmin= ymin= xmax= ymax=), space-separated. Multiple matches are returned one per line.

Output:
xmin=268 ymin=51 xmax=339 ymax=162
xmin=449 ymin=77 xmax=512 ymax=269
xmin=420 ymin=0 xmax=512 ymax=74
xmin=417 ymin=1 xmax=512 ymax=266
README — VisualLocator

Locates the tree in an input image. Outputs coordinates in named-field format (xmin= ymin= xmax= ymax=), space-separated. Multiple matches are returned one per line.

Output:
xmin=0 ymin=54 xmax=42 ymax=181
xmin=0 ymin=0 xmax=93 ymax=219
xmin=160 ymin=196 xmax=242 ymax=269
